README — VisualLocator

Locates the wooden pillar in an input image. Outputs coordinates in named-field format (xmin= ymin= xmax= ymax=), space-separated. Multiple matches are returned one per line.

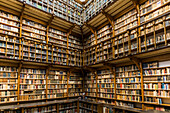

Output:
xmin=57 ymin=103 xmax=59 ymax=113
xmin=95 ymin=31 xmax=97 ymax=63
xmin=66 ymin=25 xmax=76 ymax=65
xmin=95 ymin=71 xmax=98 ymax=102
xmin=77 ymin=100 xmax=79 ymax=113
xmin=128 ymin=30 xmax=131 ymax=55
xmin=67 ymin=70 xmax=70 ymax=99
xmin=140 ymin=62 xmax=144 ymax=110
xmin=163 ymin=16 xmax=167 ymax=46
xmin=46 ymin=66 xmax=51 ymax=102
xmin=137 ymin=3 xmax=141 ymax=53
xmin=17 ymin=62 xmax=23 ymax=104
xmin=153 ymin=21 xmax=156 ymax=49
xmin=46 ymin=15 xmax=54 ymax=63
xmin=19 ymin=3 xmax=25 ymax=59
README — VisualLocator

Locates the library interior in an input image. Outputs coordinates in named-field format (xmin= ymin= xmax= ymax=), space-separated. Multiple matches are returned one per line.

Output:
xmin=0 ymin=0 xmax=170 ymax=113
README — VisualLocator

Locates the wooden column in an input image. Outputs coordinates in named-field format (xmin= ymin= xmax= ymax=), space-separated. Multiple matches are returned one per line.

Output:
xmin=137 ymin=4 xmax=141 ymax=53
xmin=95 ymin=31 xmax=97 ymax=63
xmin=81 ymin=28 xmax=85 ymax=66
xmin=153 ymin=21 xmax=156 ymax=49
xmin=77 ymin=100 xmax=80 ymax=113
xmin=57 ymin=103 xmax=59 ymax=113
xmin=95 ymin=70 xmax=98 ymax=102
xmin=46 ymin=65 xmax=51 ymax=102
xmin=67 ymin=70 xmax=70 ymax=99
xmin=127 ymin=30 xmax=131 ymax=55
xmin=81 ymin=69 xmax=85 ymax=93
xmin=46 ymin=15 xmax=54 ymax=63
xmin=19 ymin=3 xmax=25 ymax=59
xmin=17 ymin=61 xmax=23 ymax=104
xmin=163 ymin=16 xmax=167 ymax=46
xmin=66 ymin=25 xmax=76 ymax=65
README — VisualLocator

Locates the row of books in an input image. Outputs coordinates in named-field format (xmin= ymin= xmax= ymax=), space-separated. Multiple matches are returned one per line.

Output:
xmin=116 ymin=90 xmax=141 ymax=95
xmin=116 ymin=101 xmax=136 ymax=108
xmin=144 ymin=90 xmax=170 ymax=97
xmin=143 ymin=68 xmax=170 ymax=75
xmin=117 ymin=78 xmax=141 ymax=83
xmin=117 ymin=95 xmax=142 ymax=101
xmin=144 ymin=76 xmax=170 ymax=82
xmin=144 ymin=97 xmax=163 ymax=104
xmin=144 ymin=105 xmax=170 ymax=112
xmin=47 ymin=89 xmax=67 ymax=94
xmin=48 ymin=84 xmax=67 ymax=89
xmin=116 ymin=71 xmax=140 ymax=78
xmin=144 ymin=83 xmax=170 ymax=90
xmin=98 ymin=88 xmax=114 ymax=93
xmin=98 ymin=93 xmax=114 ymax=98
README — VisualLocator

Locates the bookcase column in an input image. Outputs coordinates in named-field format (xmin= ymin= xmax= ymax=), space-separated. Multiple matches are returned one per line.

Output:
xmin=163 ymin=16 xmax=167 ymax=46
xmin=67 ymin=70 xmax=70 ymax=99
xmin=95 ymin=31 xmax=97 ymax=63
xmin=66 ymin=25 xmax=76 ymax=65
xmin=95 ymin=71 xmax=98 ymax=102
xmin=153 ymin=21 xmax=156 ymax=49
xmin=46 ymin=15 xmax=54 ymax=63
xmin=19 ymin=3 xmax=25 ymax=59
xmin=137 ymin=4 xmax=141 ymax=53
xmin=127 ymin=30 xmax=131 ymax=55
xmin=140 ymin=62 xmax=144 ymax=110
xmin=45 ymin=66 xmax=51 ymax=102
xmin=17 ymin=62 xmax=23 ymax=105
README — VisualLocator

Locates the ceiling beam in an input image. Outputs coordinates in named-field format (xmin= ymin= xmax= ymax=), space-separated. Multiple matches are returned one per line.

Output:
xmin=47 ymin=14 xmax=55 ymax=30
xmin=130 ymin=0 xmax=140 ymax=14
xmin=84 ymin=23 xmax=96 ymax=35
xmin=129 ymin=56 xmax=142 ymax=71
xmin=67 ymin=24 xmax=76 ymax=35
xmin=20 ymin=1 xmax=26 ymax=17
xmin=102 ymin=10 xmax=114 ymax=27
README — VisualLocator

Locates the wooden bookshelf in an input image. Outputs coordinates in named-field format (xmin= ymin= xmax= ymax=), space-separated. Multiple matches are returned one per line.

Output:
xmin=143 ymin=61 xmax=170 ymax=111
xmin=97 ymin=69 xmax=115 ymax=104
xmin=83 ymin=2 xmax=170 ymax=65
xmin=47 ymin=69 xmax=67 ymax=99
xmin=19 ymin=67 xmax=46 ymax=101
xmin=116 ymin=64 xmax=143 ymax=110
xmin=22 ymin=19 xmax=46 ymax=42
xmin=85 ymin=72 xmax=97 ymax=101
xmin=68 ymin=72 xmax=83 ymax=97
xmin=0 ymin=66 xmax=18 ymax=103
xmin=0 ymin=0 xmax=170 ymax=113
xmin=0 ymin=10 xmax=19 ymax=37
